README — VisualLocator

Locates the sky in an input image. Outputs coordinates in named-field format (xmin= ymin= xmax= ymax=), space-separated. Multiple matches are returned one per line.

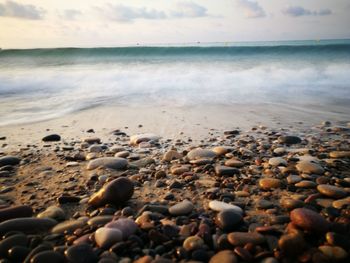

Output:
xmin=0 ymin=0 xmax=349 ymax=48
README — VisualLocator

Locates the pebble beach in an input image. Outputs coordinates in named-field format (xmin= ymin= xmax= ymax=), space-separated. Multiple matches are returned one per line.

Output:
xmin=0 ymin=117 xmax=349 ymax=263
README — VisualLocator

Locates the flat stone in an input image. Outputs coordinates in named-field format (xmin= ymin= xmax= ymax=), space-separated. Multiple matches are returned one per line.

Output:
xmin=66 ymin=162 xmax=79 ymax=167
xmin=169 ymin=200 xmax=194 ymax=216
xmin=0 ymin=218 xmax=57 ymax=235
xmin=269 ymin=157 xmax=287 ymax=167
xmin=208 ymin=200 xmax=243 ymax=215
xmin=88 ymin=145 xmax=103 ymax=153
xmin=105 ymin=218 xmax=138 ymax=239
xmin=224 ymin=158 xmax=244 ymax=168
xmin=329 ymin=151 xmax=350 ymax=158
xmin=0 ymin=156 xmax=21 ymax=167
xmin=65 ymin=244 xmax=98 ymax=263
xmin=88 ymin=177 xmax=134 ymax=207
xmin=317 ymin=184 xmax=347 ymax=199
xmin=115 ymin=151 xmax=130 ymax=158
xmin=212 ymin=146 xmax=234 ymax=156
xmin=296 ymin=160 xmax=324 ymax=174
xmin=290 ymin=208 xmax=330 ymax=234
xmin=130 ymin=133 xmax=160 ymax=145
xmin=187 ymin=148 xmax=216 ymax=161
xmin=170 ymin=165 xmax=190 ymax=175
xmin=0 ymin=233 xmax=28 ymax=257
xmin=287 ymin=175 xmax=302 ymax=184
xmin=318 ymin=245 xmax=348 ymax=260
xmin=163 ymin=150 xmax=182 ymax=162
xmin=295 ymin=180 xmax=317 ymax=188
xmin=215 ymin=166 xmax=239 ymax=177
xmin=87 ymin=216 xmax=113 ymax=228
xmin=209 ymin=250 xmax=237 ymax=263
xmin=332 ymin=196 xmax=350 ymax=209
xmin=273 ymin=147 xmax=286 ymax=155
xmin=42 ymin=134 xmax=61 ymax=142
xmin=0 ymin=205 xmax=33 ymax=222
xmin=31 ymin=251 xmax=65 ymax=263
xmin=280 ymin=198 xmax=304 ymax=210
xmin=278 ymin=232 xmax=305 ymax=256
xmin=95 ymin=227 xmax=123 ymax=248
xmin=51 ymin=218 xmax=87 ymax=234
xmin=37 ymin=206 xmax=65 ymax=221
xmin=326 ymin=232 xmax=350 ymax=250
xmin=278 ymin=135 xmax=302 ymax=145
xmin=87 ymin=157 xmax=128 ymax=170
xmin=216 ymin=210 xmax=242 ymax=232
xmin=259 ymin=178 xmax=281 ymax=190
xmin=83 ymin=137 xmax=101 ymax=144
xmin=227 ymin=232 xmax=265 ymax=246
xmin=183 ymin=236 xmax=204 ymax=251
xmin=131 ymin=157 xmax=155 ymax=168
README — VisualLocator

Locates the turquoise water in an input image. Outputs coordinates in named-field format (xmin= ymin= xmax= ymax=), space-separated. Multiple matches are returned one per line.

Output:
xmin=0 ymin=39 xmax=349 ymax=125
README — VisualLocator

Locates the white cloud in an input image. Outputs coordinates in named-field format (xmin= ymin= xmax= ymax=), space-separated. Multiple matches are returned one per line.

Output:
xmin=171 ymin=1 xmax=208 ymax=18
xmin=61 ymin=9 xmax=82 ymax=20
xmin=282 ymin=6 xmax=332 ymax=17
xmin=236 ymin=0 xmax=266 ymax=18
xmin=99 ymin=4 xmax=167 ymax=22
xmin=0 ymin=0 xmax=45 ymax=20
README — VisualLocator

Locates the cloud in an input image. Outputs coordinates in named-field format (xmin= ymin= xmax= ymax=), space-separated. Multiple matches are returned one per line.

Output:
xmin=0 ymin=0 xmax=45 ymax=20
xmin=236 ymin=0 xmax=266 ymax=18
xmin=61 ymin=9 xmax=82 ymax=20
xmin=100 ymin=4 xmax=167 ymax=22
xmin=171 ymin=2 xmax=208 ymax=18
xmin=282 ymin=6 xmax=332 ymax=17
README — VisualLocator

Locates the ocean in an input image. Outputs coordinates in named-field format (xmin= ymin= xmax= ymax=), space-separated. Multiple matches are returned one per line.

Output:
xmin=0 ymin=39 xmax=349 ymax=126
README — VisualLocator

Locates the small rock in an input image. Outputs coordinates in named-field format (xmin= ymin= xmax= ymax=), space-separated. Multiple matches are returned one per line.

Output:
xmin=87 ymin=157 xmax=128 ymax=170
xmin=51 ymin=218 xmax=87 ymax=234
xmin=0 ymin=156 xmax=21 ymax=167
xmin=163 ymin=150 xmax=182 ymax=162
xmin=278 ymin=135 xmax=302 ymax=145
xmin=88 ymin=177 xmax=134 ymax=207
xmin=224 ymin=158 xmax=244 ymax=168
xmin=187 ymin=148 xmax=216 ymax=160
xmin=227 ymin=232 xmax=265 ymax=246
xmin=0 ymin=217 xmax=57 ymax=235
xmin=37 ymin=206 xmax=65 ymax=221
xmin=65 ymin=244 xmax=98 ymax=263
xmin=209 ymin=250 xmax=237 ymax=263
xmin=183 ymin=236 xmax=204 ymax=251
xmin=296 ymin=160 xmax=324 ymax=174
xmin=31 ymin=251 xmax=65 ymax=263
xmin=318 ymin=245 xmax=348 ymax=260
xmin=169 ymin=200 xmax=194 ymax=216
xmin=329 ymin=151 xmax=350 ymax=158
xmin=269 ymin=157 xmax=287 ymax=167
xmin=0 ymin=205 xmax=33 ymax=222
xmin=208 ymin=200 xmax=243 ymax=215
xmin=105 ymin=218 xmax=138 ymax=239
xmin=317 ymin=184 xmax=347 ymax=199
xmin=95 ymin=227 xmax=123 ymax=249
xmin=216 ymin=210 xmax=242 ymax=232
xmin=278 ymin=232 xmax=305 ymax=256
xmin=83 ymin=137 xmax=101 ymax=144
xmin=332 ymin=196 xmax=350 ymax=209
xmin=130 ymin=133 xmax=160 ymax=145
xmin=215 ymin=166 xmax=239 ymax=177
xmin=259 ymin=178 xmax=281 ymax=190
xmin=42 ymin=134 xmax=61 ymax=142
xmin=290 ymin=208 xmax=330 ymax=234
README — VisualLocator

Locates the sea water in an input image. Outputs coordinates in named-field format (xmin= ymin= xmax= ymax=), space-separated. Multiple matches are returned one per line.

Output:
xmin=0 ymin=39 xmax=349 ymax=126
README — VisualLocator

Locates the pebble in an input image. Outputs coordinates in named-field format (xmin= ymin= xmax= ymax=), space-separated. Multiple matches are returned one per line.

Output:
xmin=215 ymin=166 xmax=239 ymax=176
xmin=212 ymin=146 xmax=233 ymax=155
xmin=295 ymin=180 xmax=317 ymax=188
xmin=162 ymin=150 xmax=182 ymax=162
xmin=278 ymin=232 xmax=305 ymax=256
xmin=31 ymin=251 xmax=65 ymax=263
xmin=280 ymin=198 xmax=304 ymax=210
xmin=326 ymin=232 xmax=350 ymax=250
xmin=105 ymin=218 xmax=138 ymax=239
xmin=208 ymin=200 xmax=243 ymax=215
xmin=129 ymin=133 xmax=160 ymax=145
xmin=296 ymin=160 xmax=324 ymax=174
xmin=51 ymin=218 xmax=87 ymax=234
xmin=332 ymin=196 xmax=350 ymax=209
xmin=317 ymin=184 xmax=347 ymax=199
xmin=87 ymin=215 xmax=113 ymax=227
xmin=0 ymin=205 xmax=33 ymax=222
xmin=95 ymin=227 xmax=123 ymax=248
xmin=88 ymin=177 xmax=134 ymax=207
xmin=0 ymin=156 xmax=21 ymax=167
xmin=318 ymin=245 xmax=348 ymax=260
xmin=87 ymin=157 xmax=128 ymax=170
xmin=259 ymin=178 xmax=281 ymax=190
xmin=186 ymin=148 xmax=217 ymax=160
xmin=183 ymin=236 xmax=204 ymax=251
xmin=278 ymin=135 xmax=302 ymax=144
xmin=227 ymin=232 xmax=265 ymax=246
xmin=37 ymin=206 xmax=66 ymax=221
xmin=290 ymin=208 xmax=330 ymax=234
xmin=329 ymin=151 xmax=350 ymax=158
xmin=169 ymin=200 xmax=194 ymax=216
xmin=42 ymin=134 xmax=61 ymax=142
xmin=216 ymin=209 xmax=243 ymax=231
xmin=65 ymin=244 xmax=98 ymax=263
xmin=0 ymin=217 xmax=57 ymax=235
xmin=224 ymin=158 xmax=244 ymax=168
xmin=209 ymin=250 xmax=237 ymax=263
xmin=0 ymin=233 xmax=28 ymax=257
xmin=83 ymin=137 xmax=101 ymax=144
xmin=268 ymin=157 xmax=287 ymax=166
